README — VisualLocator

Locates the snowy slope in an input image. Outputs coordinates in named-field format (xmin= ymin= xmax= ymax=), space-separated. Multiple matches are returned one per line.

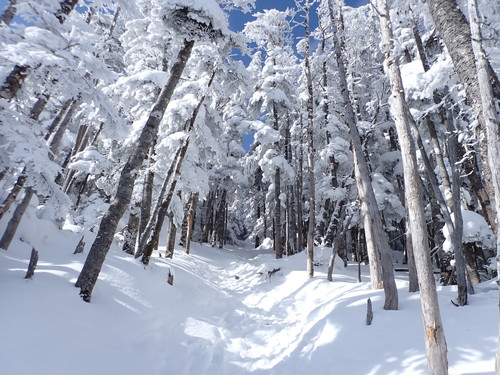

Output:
xmin=0 ymin=208 xmax=497 ymax=375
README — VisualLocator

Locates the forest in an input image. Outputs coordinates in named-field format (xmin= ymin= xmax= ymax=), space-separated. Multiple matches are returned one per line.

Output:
xmin=0 ymin=0 xmax=499 ymax=374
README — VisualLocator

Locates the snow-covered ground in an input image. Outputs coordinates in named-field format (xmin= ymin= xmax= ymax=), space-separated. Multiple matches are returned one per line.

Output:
xmin=0 ymin=209 xmax=497 ymax=375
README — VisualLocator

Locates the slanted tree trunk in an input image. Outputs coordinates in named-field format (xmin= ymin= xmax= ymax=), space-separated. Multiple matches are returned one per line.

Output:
xmin=1 ymin=0 xmax=16 ymax=25
xmin=55 ymin=0 xmax=79 ymax=24
xmin=24 ymin=247 xmax=39 ymax=279
xmin=466 ymin=0 xmax=500 ymax=369
xmin=30 ymin=93 xmax=50 ymax=120
xmin=330 ymin=2 xmax=398 ymax=308
xmin=75 ymin=39 xmax=194 ymax=301
xmin=376 ymin=0 xmax=448 ymax=371
xmin=0 ymin=172 xmax=27 ymax=220
xmin=0 ymin=188 xmax=34 ymax=251
xmin=49 ymin=97 xmax=80 ymax=158
xmin=138 ymin=70 xmax=215 ymax=264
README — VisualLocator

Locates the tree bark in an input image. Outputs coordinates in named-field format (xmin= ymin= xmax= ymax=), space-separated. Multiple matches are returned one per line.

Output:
xmin=138 ymin=70 xmax=215 ymax=264
xmin=29 ymin=93 xmax=50 ymax=120
xmin=330 ymin=2 xmax=398 ymax=309
xmin=166 ymin=215 xmax=177 ymax=259
xmin=466 ymin=0 xmax=500 ymax=370
xmin=0 ymin=0 xmax=16 ymax=25
xmin=122 ymin=202 xmax=140 ymax=255
xmin=302 ymin=3 xmax=315 ymax=278
xmin=0 ymin=172 xmax=27 ymax=220
xmin=75 ymin=39 xmax=194 ymax=301
xmin=184 ymin=193 xmax=198 ymax=254
xmin=376 ymin=0 xmax=448 ymax=371
xmin=0 ymin=188 xmax=34 ymax=251
xmin=24 ymin=247 xmax=39 ymax=279
xmin=426 ymin=0 xmax=498 ymax=223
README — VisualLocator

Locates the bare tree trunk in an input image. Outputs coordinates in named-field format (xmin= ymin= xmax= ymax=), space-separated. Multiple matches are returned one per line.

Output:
xmin=30 ymin=93 xmax=50 ymax=120
xmin=274 ymin=167 xmax=282 ymax=258
xmin=1 ymin=0 xmax=16 ymax=25
xmin=44 ymin=99 xmax=74 ymax=141
xmin=24 ymin=247 xmax=39 ymax=279
xmin=426 ymin=0 xmax=498 ymax=223
xmin=49 ymin=97 xmax=80 ymax=158
xmin=466 ymin=0 xmax=500 ymax=370
xmin=75 ymin=39 xmax=194 ymax=301
xmin=0 ymin=172 xmax=27 ymax=220
xmin=122 ymin=201 xmax=140 ymax=255
xmin=302 ymin=2 xmax=315 ymax=278
xmin=202 ymin=191 xmax=215 ymax=243
xmin=140 ymin=145 xmax=155 ymax=233
xmin=166 ymin=215 xmax=177 ymax=259
xmin=406 ymin=216 xmax=419 ymax=292
xmin=138 ymin=70 xmax=215 ymax=264
xmin=297 ymin=139 xmax=304 ymax=254
xmin=330 ymin=2 xmax=398 ymax=309
xmin=0 ymin=65 xmax=28 ymax=101
xmin=376 ymin=0 xmax=448 ymax=371
xmin=55 ymin=0 xmax=79 ymax=24
xmin=445 ymin=109 xmax=468 ymax=304
xmin=0 ymin=188 xmax=34 ymax=250
xmin=184 ymin=193 xmax=198 ymax=254
xmin=215 ymin=189 xmax=227 ymax=249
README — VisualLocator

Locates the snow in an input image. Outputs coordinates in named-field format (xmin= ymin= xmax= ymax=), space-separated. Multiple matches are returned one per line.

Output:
xmin=443 ymin=209 xmax=496 ymax=252
xmin=0 ymin=205 xmax=497 ymax=375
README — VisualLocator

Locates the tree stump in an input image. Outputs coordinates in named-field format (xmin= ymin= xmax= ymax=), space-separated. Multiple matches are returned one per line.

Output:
xmin=366 ymin=298 xmax=373 ymax=326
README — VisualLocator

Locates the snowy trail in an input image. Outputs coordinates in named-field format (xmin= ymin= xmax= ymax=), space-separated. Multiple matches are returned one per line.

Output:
xmin=0 ymin=220 xmax=497 ymax=375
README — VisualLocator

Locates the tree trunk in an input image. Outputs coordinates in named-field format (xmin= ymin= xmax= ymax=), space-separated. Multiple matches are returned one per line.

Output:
xmin=30 ymin=93 xmax=50 ymax=120
xmin=0 ymin=172 xmax=27 ymax=220
xmin=302 ymin=3 xmax=315 ymax=278
xmin=49 ymin=97 xmax=80 ymax=158
xmin=426 ymin=0 xmax=498 ymax=223
xmin=330 ymin=2 xmax=398 ymax=309
xmin=444 ymin=109 xmax=468 ymax=305
xmin=1 ymin=0 xmax=16 ymax=25
xmin=166 ymin=215 xmax=177 ymax=259
xmin=75 ymin=39 xmax=194 ymax=301
xmin=24 ymin=247 xmax=39 ymax=279
xmin=466 ymin=1 xmax=500 ymax=369
xmin=44 ymin=98 xmax=74 ymax=141
xmin=0 ymin=188 xmax=34 ymax=251
xmin=274 ymin=167 xmax=282 ymax=258
xmin=140 ymin=145 xmax=155 ymax=234
xmin=377 ymin=0 xmax=448 ymax=371
xmin=122 ymin=201 xmax=140 ymax=255
xmin=138 ymin=70 xmax=214 ymax=264
xmin=55 ymin=0 xmax=79 ymax=24
xmin=184 ymin=193 xmax=198 ymax=254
